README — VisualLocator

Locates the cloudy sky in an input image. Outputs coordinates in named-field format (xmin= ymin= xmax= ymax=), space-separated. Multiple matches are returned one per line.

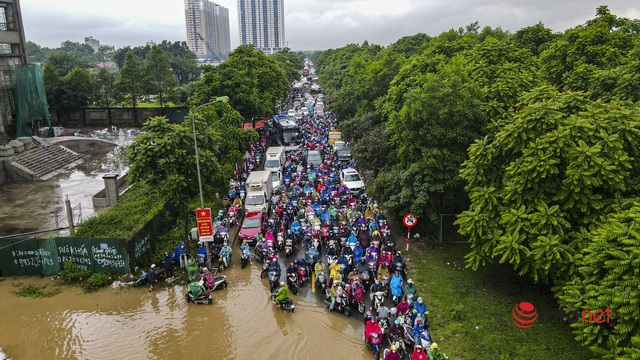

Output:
xmin=21 ymin=0 xmax=640 ymax=50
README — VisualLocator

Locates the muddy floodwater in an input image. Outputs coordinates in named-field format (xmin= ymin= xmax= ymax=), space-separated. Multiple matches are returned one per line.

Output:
xmin=0 ymin=248 xmax=374 ymax=360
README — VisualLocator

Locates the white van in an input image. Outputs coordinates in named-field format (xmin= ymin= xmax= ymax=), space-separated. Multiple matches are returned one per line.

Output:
xmin=264 ymin=146 xmax=285 ymax=173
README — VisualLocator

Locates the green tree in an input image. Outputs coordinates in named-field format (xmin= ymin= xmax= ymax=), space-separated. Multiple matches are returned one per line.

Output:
xmin=45 ymin=51 xmax=91 ymax=77
xmin=384 ymin=56 xmax=485 ymax=222
xmin=26 ymin=41 xmax=52 ymax=63
xmin=271 ymin=47 xmax=304 ymax=82
xmin=456 ymin=86 xmax=640 ymax=284
xmin=127 ymin=115 xmax=222 ymax=237
xmin=118 ymin=51 xmax=145 ymax=123
xmin=59 ymin=66 xmax=94 ymax=113
xmin=144 ymin=45 xmax=177 ymax=108
xmin=511 ymin=22 xmax=555 ymax=56
xmin=558 ymin=203 xmax=640 ymax=358
xmin=191 ymin=44 xmax=288 ymax=121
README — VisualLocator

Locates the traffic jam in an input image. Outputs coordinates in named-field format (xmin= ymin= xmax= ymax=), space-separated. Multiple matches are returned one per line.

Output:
xmin=208 ymin=59 xmax=447 ymax=360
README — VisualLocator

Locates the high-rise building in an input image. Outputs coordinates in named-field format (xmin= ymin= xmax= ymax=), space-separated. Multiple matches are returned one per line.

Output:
xmin=238 ymin=0 xmax=285 ymax=55
xmin=84 ymin=36 xmax=100 ymax=51
xmin=184 ymin=0 xmax=231 ymax=59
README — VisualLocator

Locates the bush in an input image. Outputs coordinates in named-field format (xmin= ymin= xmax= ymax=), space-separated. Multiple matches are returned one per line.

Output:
xmin=59 ymin=259 xmax=91 ymax=282
xmin=13 ymin=283 xmax=62 ymax=298
xmin=83 ymin=273 xmax=110 ymax=292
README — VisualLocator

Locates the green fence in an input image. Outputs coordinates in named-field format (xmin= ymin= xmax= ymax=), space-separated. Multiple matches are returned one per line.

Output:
xmin=0 ymin=203 xmax=177 ymax=277
xmin=0 ymin=237 xmax=129 ymax=277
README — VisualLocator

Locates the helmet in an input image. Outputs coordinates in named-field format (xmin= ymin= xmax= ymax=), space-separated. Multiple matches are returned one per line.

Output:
xmin=150 ymin=264 xmax=156 ymax=268
xmin=408 ymin=279 xmax=413 ymax=284
xmin=394 ymin=319 xmax=400 ymax=325
xmin=366 ymin=311 xmax=372 ymax=316
xmin=202 ymin=267 xmax=208 ymax=271
xmin=290 ymin=262 xmax=295 ymax=266
xmin=415 ymin=345 xmax=423 ymax=349
xmin=416 ymin=320 xmax=422 ymax=325
xmin=417 ymin=297 xmax=423 ymax=303
xmin=280 ymin=281 xmax=285 ymax=286
xmin=431 ymin=343 xmax=438 ymax=349
xmin=397 ymin=251 xmax=401 ymax=255
xmin=164 ymin=252 xmax=169 ymax=256
xmin=272 ymin=258 xmax=277 ymax=263
xmin=243 ymin=240 xmax=247 ymax=244
xmin=381 ymin=263 xmax=387 ymax=268
xmin=390 ymin=345 xmax=397 ymax=351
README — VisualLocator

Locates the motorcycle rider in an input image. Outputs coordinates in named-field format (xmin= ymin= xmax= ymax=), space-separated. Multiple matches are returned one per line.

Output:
xmin=219 ymin=243 xmax=232 ymax=268
xmin=353 ymin=242 xmax=364 ymax=263
xmin=269 ymin=258 xmax=282 ymax=277
xmin=274 ymin=281 xmax=289 ymax=307
xmin=364 ymin=317 xmax=383 ymax=346
xmin=389 ymin=319 xmax=406 ymax=354
xmin=397 ymin=296 xmax=411 ymax=316
xmin=410 ymin=345 xmax=428 ymax=360
xmin=369 ymin=278 xmax=384 ymax=305
xmin=392 ymin=251 xmax=405 ymax=273
xmin=196 ymin=242 xmax=207 ymax=268
xmin=384 ymin=345 xmax=401 ymax=360
xmin=404 ymin=279 xmax=418 ymax=299
xmin=286 ymin=262 xmax=297 ymax=285
xmin=413 ymin=297 xmax=427 ymax=324
xmin=202 ymin=267 xmax=216 ymax=290
xmin=377 ymin=262 xmax=390 ymax=282
xmin=377 ymin=303 xmax=390 ymax=328
xmin=413 ymin=320 xmax=425 ymax=349
xmin=240 ymin=240 xmax=251 ymax=264
xmin=329 ymin=260 xmax=342 ymax=281
xmin=390 ymin=270 xmax=404 ymax=301
xmin=232 ymin=196 xmax=243 ymax=207
xmin=314 ymin=260 xmax=326 ymax=284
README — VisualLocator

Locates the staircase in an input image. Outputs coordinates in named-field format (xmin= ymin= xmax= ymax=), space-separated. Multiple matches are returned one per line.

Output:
xmin=10 ymin=145 xmax=84 ymax=180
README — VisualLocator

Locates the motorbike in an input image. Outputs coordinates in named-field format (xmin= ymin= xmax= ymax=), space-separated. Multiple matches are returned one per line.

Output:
xmin=384 ymin=333 xmax=408 ymax=360
xmin=297 ymin=264 xmax=308 ymax=288
xmin=316 ymin=269 xmax=327 ymax=291
xmin=324 ymin=291 xmax=351 ymax=317
xmin=254 ymin=246 xmax=268 ymax=263
xmin=348 ymin=280 xmax=366 ymax=314
xmin=185 ymin=281 xmax=213 ymax=305
xmin=134 ymin=267 xmax=165 ymax=287
xmin=203 ymin=273 xmax=228 ymax=291
xmin=241 ymin=250 xmax=249 ymax=269
xmin=372 ymin=291 xmax=385 ymax=311
xmin=284 ymin=236 xmax=295 ymax=257
xmin=287 ymin=271 xmax=299 ymax=295
xmin=260 ymin=261 xmax=271 ymax=278
xmin=277 ymin=232 xmax=285 ymax=251
xmin=365 ymin=331 xmax=383 ymax=360
xmin=268 ymin=270 xmax=280 ymax=293
xmin=271 ymin=293 xmax=295 ymax=313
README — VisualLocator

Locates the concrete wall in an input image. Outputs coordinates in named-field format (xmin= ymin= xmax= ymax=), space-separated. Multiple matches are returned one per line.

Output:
xmin=53 ymin=107 xmax=190 ymax=127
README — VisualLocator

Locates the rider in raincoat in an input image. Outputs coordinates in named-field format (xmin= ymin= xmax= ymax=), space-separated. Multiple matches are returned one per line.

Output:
xmin=390 ymin=270 xmax=404 ymax=299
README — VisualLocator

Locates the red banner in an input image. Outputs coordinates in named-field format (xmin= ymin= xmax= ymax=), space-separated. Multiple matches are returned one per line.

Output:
xmin=196 ymin=208 xmax=214 ymax=241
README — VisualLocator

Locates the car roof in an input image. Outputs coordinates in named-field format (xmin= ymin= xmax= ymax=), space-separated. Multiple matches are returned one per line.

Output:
xmin=342 ymin=168 xmax=358 ymax=174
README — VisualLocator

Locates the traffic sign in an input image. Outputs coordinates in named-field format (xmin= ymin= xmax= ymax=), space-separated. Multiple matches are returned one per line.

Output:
xmin=196 ymin=208 xmax=214 ymax=242
xmin=402 ymin=213 xmax=418 ymax=228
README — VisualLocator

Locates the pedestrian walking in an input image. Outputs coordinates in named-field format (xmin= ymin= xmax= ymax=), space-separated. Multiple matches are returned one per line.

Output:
xmin=148 ymin=264 xmax=157 ymax=292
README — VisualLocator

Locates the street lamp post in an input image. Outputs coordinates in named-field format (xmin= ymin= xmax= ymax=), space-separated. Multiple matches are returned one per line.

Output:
xmin=191 ymin=96 xmax=229 ymax=209
xmin=191 ymin=96 xmax=229 ymax=268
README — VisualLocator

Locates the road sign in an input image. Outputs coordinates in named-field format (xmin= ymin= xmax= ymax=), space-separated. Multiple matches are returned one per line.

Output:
xmin=402 ymin=213 xmax=418 ymax=228
xmin=196 ymin=208 xmax=214 ymax=242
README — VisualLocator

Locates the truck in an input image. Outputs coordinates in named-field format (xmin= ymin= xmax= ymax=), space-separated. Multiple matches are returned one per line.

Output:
xmin=264 ymin=146 xmax=285 ymax=173
xmin=244 ymin=170 xmax=273 ymax=214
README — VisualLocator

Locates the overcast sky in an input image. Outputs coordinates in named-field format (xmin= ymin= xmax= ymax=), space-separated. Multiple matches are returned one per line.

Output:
xmin=21 ymin=0 xmax=640 ymax=51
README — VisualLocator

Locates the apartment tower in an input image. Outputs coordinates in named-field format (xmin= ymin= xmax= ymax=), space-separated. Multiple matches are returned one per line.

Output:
xmin=184 ymin=0 xmax=231 ymax=59
xmin=238 ymin=0 xmax=285 ymax=55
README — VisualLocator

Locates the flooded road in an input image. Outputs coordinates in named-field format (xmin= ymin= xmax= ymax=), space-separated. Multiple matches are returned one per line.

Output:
xmin=0 ymin=135 xmax=130 ymax=237
xmin=0 ymin=246 xmax=374 ymax=359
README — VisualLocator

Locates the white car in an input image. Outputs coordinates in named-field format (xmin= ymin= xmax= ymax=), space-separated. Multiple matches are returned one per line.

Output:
xmin=301 ymin=107 xmax=309 ymax=116
xmin=340 ymin=168 xmax=365 ymax=193
xmin=295 ymin=112 xmax=303 ymax=120
xmin=287 ymin=109 xmax=296 ymax=118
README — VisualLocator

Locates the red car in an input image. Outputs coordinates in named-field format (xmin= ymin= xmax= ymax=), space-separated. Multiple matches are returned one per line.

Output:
xmin=238 ymin=211 xmax=267 ymax=245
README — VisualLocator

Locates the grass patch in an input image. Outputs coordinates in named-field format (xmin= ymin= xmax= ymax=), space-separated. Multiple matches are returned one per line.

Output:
xmin=83 ymin=273 xmax=111 ymax=292
xmin=13 ymin=282 xmax=62 ymax=298
xmin=75 ymin=183 xmax=167 ymax=239
xmin=405 ymin=242 xmax=591 ymax=360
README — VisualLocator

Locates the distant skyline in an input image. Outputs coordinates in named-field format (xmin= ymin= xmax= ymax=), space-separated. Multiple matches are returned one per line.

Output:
xmin=21 ymin=0 xmax=640 ymax=51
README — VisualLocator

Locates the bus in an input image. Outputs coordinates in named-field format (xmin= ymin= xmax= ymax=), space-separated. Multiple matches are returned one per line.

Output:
xmin=273 ymin=115 xmax=300 ymax=145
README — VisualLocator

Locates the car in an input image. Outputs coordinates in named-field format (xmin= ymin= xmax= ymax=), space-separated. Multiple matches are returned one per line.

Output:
xmin=340 ymin=168 xmax=365 ymax=193
xmin=287 ymin=109 xmax=296 ymax=118
xmin=336 ymin=148 xmax=351 ymax=162
xmin=238 ymin=211 xmax=267 ymax=245
xmin=307 ymin=150 xmax=322 ymax=168
xmin=301 ymin=107 xmax=309 ymax=116
xmin=333 ymin=141 xmax=348 ymax=152
xmin=295 ymin=112 xmax=303 ymax=120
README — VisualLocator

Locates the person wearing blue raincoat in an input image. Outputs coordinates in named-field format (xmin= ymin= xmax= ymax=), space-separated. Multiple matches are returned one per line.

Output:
xmin=196 ymin=243 xmax=207 ymax=267
xmin=390 ymin=270 xmax=404 ymax=299
xmin=290 ymin=220 xmax=302 ymax=235
xmin=412 ymin=296 xmax=427 ymax=323
xmin=353 ymin=242 xmax=364 ymax=263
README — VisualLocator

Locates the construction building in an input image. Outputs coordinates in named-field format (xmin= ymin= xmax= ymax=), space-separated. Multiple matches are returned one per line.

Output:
xmin=184 ymin=0 xmax=231 ymax=60
xmin=0 ymin=0 xmax=51 ymax=139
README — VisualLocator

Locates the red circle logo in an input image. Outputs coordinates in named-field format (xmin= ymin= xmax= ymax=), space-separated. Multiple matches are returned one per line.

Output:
xmin=512 ymin=302 xmax=538 ymax=329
